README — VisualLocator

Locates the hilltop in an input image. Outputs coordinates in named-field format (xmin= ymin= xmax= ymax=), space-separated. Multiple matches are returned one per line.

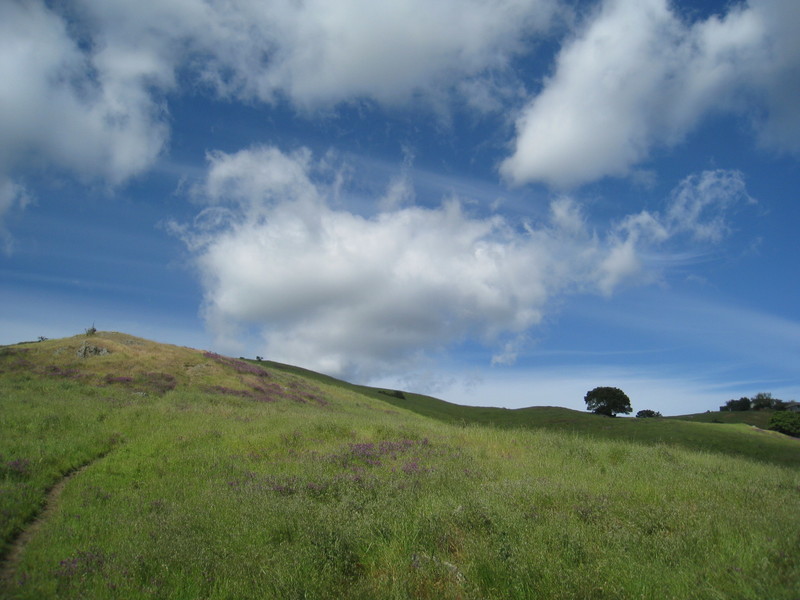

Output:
xmin=1 ymin=332 xmax=799 ymax=599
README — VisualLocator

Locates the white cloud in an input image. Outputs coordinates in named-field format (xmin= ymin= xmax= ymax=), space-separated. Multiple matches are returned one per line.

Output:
xmin=0 ymin=178 xmax=28 ymax=217
xmin=740 ymin=0 xmax=800 ymax=153
xmin=0 ymin=1 xmax=169 ymax=185
xmin=3 ymin=0 xmax=797 ymax=215
xmin=0 ymin=0 xmax=562 ymax=236
xmin=201 ymin=0 xmax=558 ymax=109
xmin=70 ymin=0 xmax=558 ymax=111
xmin=501 ymin=0 xmax=682 ymax=187
xmin=182 ymin=147 xmax=566 ymax=378
xmin=666 ymin=170 xmax=754 ymax=242
xmin=176 ymin=147 xmax=751 ymax=380
xmin=0 ymin=176 xmax=31 ymax=253
xmin=501 ymin=0 xmax=800 ymax=187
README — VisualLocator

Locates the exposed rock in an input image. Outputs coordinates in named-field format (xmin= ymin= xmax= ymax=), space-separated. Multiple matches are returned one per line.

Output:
xmin=76 ymin=342 xmax=110 ymax=358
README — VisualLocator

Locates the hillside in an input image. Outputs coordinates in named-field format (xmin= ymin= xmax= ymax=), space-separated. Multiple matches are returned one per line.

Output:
xmin=261 ymin=359 xmax=800 ymax=469
xmin=668 ymin=409 xmax=775 ymax=428
xmin=2 ymin=332 xmax=799 ymax=599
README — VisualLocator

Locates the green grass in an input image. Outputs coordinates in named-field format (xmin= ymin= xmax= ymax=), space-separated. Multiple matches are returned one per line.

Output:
xmin=2 ymin=333 xmax=799 ymax=599
xmin=322 ymin=387 xmax=800 ymax=470
xmin=668 ymin=409 xmax=776 ymax=428
xmin=260 ymin=360 xmax=800 ymax=469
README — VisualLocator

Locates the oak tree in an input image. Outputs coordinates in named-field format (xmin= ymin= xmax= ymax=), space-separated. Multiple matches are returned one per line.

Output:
xmin=584 ymin=386 xmax=632 ymax=417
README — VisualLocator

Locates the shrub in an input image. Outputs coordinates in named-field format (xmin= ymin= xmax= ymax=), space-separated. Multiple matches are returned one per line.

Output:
xmin=636 ymin=409 xmax=662 ymax=418
xmin=768 ymin=411 xmax=800 ymax=438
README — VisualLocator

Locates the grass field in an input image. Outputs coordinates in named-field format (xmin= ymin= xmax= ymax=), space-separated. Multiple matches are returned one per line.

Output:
xmin=1 ymin=333 xmax=799 ymax=599
xmin=667 ymin=409 xmax=775 ymax=428
xmin=261 ymin=360 xmax=800 ymax=469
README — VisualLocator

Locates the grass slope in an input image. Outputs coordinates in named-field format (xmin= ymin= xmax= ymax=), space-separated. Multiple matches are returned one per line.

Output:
xmin=261 ymin=360 xmax=800 ymax=469
xmin=1 ymin=333 xmax=799 ymax=599
xmin=668 ymin=409 xmax=775 ymax=428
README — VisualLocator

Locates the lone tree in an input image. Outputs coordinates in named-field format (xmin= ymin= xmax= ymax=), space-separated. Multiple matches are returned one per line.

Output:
xmin=584 ymin=386 xmax=632 ymax=417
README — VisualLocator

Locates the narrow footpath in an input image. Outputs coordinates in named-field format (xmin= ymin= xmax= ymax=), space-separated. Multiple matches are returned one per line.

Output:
xmin=0 ymin=455 xmax=108 ymax=589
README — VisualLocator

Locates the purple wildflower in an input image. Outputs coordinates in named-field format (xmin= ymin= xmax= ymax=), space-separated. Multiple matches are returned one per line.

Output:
xmin=6 ymin=458 xmax=31 ymax=476
xmin=402 ymin=461 xmax=424 ymax=475
xmin=104 ymin=375 xmax=134 ymax=384
xmin=55 ymin=549 xmax=107 ymax=578
xmin=203 ymin=352 xmax=270 ymax=377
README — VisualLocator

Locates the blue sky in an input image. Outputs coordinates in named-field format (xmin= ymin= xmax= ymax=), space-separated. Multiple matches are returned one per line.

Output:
xmin=1 ymin=0 xmax=798 ymax=415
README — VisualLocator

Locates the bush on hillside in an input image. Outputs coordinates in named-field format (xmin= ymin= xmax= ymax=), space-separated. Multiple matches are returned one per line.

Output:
xmin=636 ymin=409 xmax=662 ymax=418
xmin=768 ymin=411 xmax=800 ymax=438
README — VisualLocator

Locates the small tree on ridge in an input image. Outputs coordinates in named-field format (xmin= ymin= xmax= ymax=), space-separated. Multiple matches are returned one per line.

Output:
xmin=584 ymin=386 xmax=632 ymax=417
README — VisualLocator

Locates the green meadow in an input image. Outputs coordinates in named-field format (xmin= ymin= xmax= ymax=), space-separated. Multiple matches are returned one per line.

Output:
xmin=1 ymin=332 xmax=799 ymax=599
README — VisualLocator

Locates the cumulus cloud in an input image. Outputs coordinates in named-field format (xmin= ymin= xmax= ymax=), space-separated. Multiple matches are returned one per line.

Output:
xmin=74 ymin=0 xmax=559 ymax=111
xmin=3 ymin=0 xmax=797 ymax=210
xmin=191 ymin=0 xmax=558 ymax=108
xmin=64 ymin=0 xmax=560 ymax=111
xmin=0 ymin=0 xmax=557 ymax=231
xmin=0 ymin=1 xmax=169 ymax=185
xmin=175 ymin=146 xmax=751 ymax=380
xmin=501 ymin=0 xmax=800 ymax=187
xmin=180 ymin=147 xmax=569 ymax=377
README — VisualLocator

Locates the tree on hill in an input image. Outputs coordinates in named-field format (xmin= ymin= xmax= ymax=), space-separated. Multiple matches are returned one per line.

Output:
xmin=720 ymin=393 xmax=786 ymax=412
xmin=772 ymin=399 xmax=788 ymax=411
xmin=720 ymin=397 xmax=751 ymax=411
xmin=750 ymin=392 xmax=787 ymax=411
xmin=636 ymin=409 xmax=662 ymax=418
xmin=584 ymin=387 xmax=632 ymax=417
xmin=751 ymin=393 xmax=773 ymax=410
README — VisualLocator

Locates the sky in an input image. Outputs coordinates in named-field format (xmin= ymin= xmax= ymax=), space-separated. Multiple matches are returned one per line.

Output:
xmin=1 ymin=0 xmax=799 ymax=416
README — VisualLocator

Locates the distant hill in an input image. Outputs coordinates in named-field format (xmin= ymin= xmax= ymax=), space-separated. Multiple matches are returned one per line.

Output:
xmin=256 ymin=360 xmax=800 ymax=469
xmin=667 ymin=409 xmax=776 ymax=428
xmin=2 ymin=332 xmax=799 ymax=599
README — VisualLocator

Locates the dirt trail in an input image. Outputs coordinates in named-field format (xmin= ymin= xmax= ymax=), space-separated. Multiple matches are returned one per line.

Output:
xmin=0 ymin=456 xmax=106 ymax=587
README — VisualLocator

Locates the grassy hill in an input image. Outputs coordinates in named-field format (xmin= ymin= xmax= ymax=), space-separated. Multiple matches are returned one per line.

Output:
xmin=261 ymin=360 xmax=800 ymax=469
xmin=667 ymin=409 xmax=776 ymax=428
xmin=1 ymin=332 xmax=799 ymax=599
